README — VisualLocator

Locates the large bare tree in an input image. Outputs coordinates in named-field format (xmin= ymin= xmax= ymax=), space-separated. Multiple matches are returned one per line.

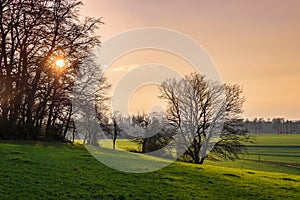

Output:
xmin=159 ymin=73 xmax=251 ymax=164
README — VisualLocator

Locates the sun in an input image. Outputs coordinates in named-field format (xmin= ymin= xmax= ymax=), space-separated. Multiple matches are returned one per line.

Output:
xmin=55 ymin=59 xmax=65 ymax=68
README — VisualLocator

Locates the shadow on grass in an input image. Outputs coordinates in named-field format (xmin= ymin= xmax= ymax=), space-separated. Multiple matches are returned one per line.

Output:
xmin=85 ymin=145 xmax=174 ymax=173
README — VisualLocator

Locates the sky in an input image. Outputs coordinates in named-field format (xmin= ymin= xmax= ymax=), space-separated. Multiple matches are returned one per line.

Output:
xmin=80 ymin=0 xmax=300 ymax=120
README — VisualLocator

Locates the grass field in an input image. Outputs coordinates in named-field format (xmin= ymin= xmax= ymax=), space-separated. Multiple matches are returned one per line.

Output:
xmin=0 ymin=139 xmax=299 ymax=199
xmin=249 ymin=134 xmax=300 ymax=146
xmin=243 ymin=134 xmax=300 ymax=165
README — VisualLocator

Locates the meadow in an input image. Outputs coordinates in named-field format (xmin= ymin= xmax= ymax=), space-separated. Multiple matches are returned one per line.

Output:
xmin=243 ymin=134 xmax=300 ymax=165
xmin=0 ymin=134 xmax=299 ymax=199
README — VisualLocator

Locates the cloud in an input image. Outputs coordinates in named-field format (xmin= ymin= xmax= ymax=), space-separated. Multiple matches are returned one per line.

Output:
xmin=113 ymin=64 xmax=140 ymax=72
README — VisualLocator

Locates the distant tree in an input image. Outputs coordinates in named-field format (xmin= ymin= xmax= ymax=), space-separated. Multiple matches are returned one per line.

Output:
xmin=272 ymin=118 xmax=285 ymax=134
xmin=105 ymin=113 xmax=122 ymax=150
xmin=252 ymin=118 xmax=259 ymax=133
xmin=243 ymin=117 xmax=300 ymax=134
xmin=0 ymin=0 xmax=103 ymax=140
xmin=132 ymin=113 xmax=152 ymax=153
xmin=118 ymin=112 xmax=172 ymax=153
xmin=111 ymin=115 xmax=120 ymax=150
xmin=73 ymin=56 xmax=110 ymax=145
xmin=159 ymin=73 xmax=252 ymax=164
xmin=250 ymin=118 xmax=265 ymax=134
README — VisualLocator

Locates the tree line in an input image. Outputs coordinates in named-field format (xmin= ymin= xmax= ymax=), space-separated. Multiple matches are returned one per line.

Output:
xmin=0 ymin=0 xmax=102 ymax=140
xmin=244 ymin=118 xmax=300 ymax=134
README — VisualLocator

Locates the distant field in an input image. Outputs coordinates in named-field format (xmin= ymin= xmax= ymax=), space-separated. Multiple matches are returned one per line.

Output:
xmin=243 ymin=134 xmax=300 ymax=165
xmin=0 ymin=141 xmax=299 ymax=199
xmin=248 ymin=134 xmax=300 ymax=146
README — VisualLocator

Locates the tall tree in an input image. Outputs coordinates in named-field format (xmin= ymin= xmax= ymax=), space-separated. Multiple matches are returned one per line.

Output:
xmin=159 ymin=73 xmax=252 ymax=164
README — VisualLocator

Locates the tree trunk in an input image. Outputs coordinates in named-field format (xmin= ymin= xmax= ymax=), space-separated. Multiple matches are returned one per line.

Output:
xmin=142 ymin=138 xmax=148 ymax=153
xmin=112 ymin=118 xmax=118 ymax=150
xmin=63 ymin=106 xmax=72 ymax=139
xmin=199 ymin=157 xmax=205 ymax=164
xmin=194 ymin=153 xmax=200 ymax=164
xmin=112 ymin=136 xmax=116 ymax=150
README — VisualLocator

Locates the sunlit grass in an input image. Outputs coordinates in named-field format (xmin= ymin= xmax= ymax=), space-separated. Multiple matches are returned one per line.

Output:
xmin=0 ymin=141 xmax=299 ymax=199
xmin=98 ymin=139 xmax=138 ymax=151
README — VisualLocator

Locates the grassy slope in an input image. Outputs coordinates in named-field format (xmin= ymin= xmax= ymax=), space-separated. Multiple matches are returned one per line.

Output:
xmin=0 ymin=141 xmax=299 ymax=200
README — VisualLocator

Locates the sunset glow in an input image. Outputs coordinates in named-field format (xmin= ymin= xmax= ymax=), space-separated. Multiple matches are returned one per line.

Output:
xmin=55 ymin=59 xmax=65 ymax=68
xmin=81 ymin=0 xmax=300 ymax=120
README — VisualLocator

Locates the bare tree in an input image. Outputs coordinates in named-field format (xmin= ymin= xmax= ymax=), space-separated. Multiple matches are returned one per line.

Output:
xmin=72 ymin=54 xmax=111 ymax=145
xmin=116 ymin=112 xmax=170 ymax=153
xmin=103 ymin=112 xmax=122 ymax=150
xmin=159 ymin=73 xmax=251 ymax=164
xmin=212 ymin=84 xmax=252 ymax=160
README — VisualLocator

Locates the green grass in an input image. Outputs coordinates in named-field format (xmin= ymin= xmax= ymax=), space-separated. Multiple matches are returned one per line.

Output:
xmin=98 ymin=139 xmax=139 ymax=151
xmin=205 ymin=159 xmax=300 ymax=176
xmin=0 ymin=141 xmax=299 ymax=199
xmin=243 ymin=134 xmax=300 ymax=165
xmin=244 ymin=146 xmax=300 ymax=163
xmin=249 ymin=134 xmax=300 ymax=146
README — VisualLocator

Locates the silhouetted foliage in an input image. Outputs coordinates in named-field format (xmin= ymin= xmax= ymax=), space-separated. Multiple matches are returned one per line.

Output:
xmin=0 ymin=0 xmax=103 ymax=140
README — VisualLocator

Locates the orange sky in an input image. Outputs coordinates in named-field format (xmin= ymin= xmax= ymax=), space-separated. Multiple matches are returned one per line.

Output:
xmin=81 ymin=0 xmax=300 ymax=120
